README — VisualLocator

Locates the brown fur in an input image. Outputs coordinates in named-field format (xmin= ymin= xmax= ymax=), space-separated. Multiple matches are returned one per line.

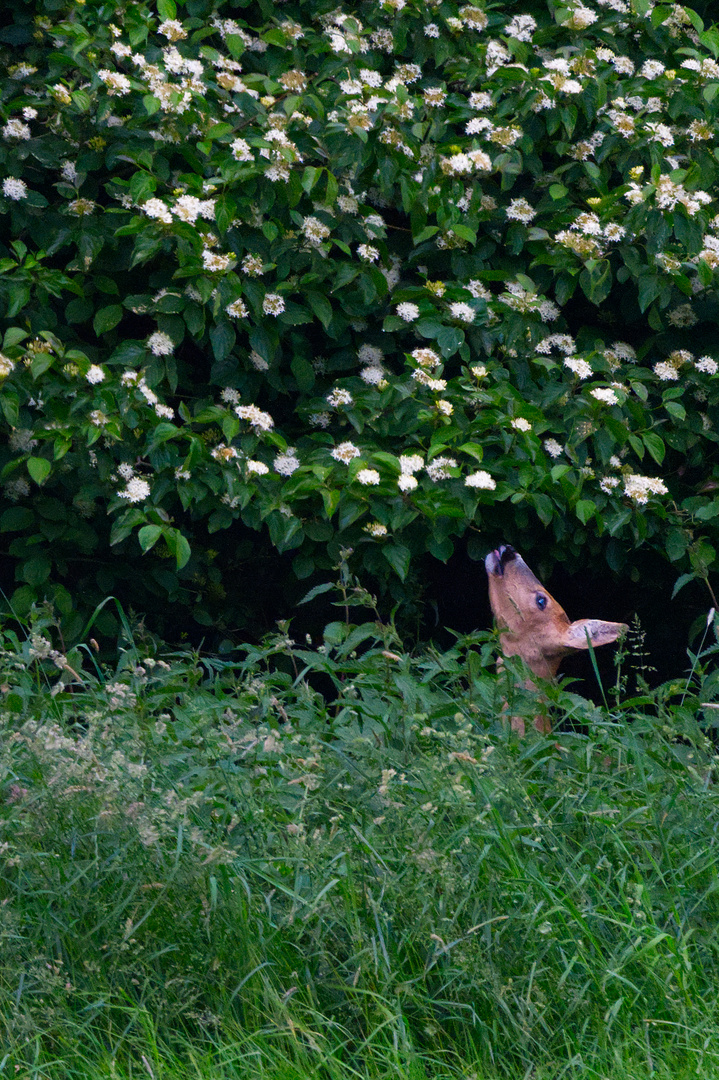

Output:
xmin=485 ymin=544 xmax=627 ymax=735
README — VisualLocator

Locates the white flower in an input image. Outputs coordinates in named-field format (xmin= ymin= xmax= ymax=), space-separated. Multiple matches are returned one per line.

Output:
xmin=600 ymin=476 xmax=621 ymax=495
xmin=399 ymin=454 xmax=424 ymax=474
xmin=460 ymin=5 xmax=488 ymax=30
xmin=511 ymin=418 xmax=532 ymax=432
xmin=424 ymin=87 xmax=447 ymax=108
xmin=155 ymin=404 xmax=174 ymax=419
xmin=396 ymin=302 xmax=420 ymax=321
xmin=2 ymin=178 xmax=27 ymax=200
xmin=505 ymin=14 xmax=536 ymax=41
xmin=623 ymin=474 xmax=668 ymax=503
xmin=212 ymin=444 xmax=238 ymax=462
xmin=465 ymin=470 xmax=496 ymax=490
xmin=68 ymin=199 xmax=96 ymax=216
xmin=357 ymin=468 xmax=380 ymax=485
xmin=263 ymin=293 xmax=286 ymax=316
xmin=653 ymin=361 xmax=679 ymax=381
xmin=564 ymin=358 xmax=592 ymax=379
xmin=364 ymin=522 xmax=388 ymax=536
xmin=424 ymin=23 xmax=440 ymax=37
xmin=544 ymin=439 xmax=563 ymax=458
xmin=590 ymin=387 xmax=619 ymax=405
xmin=505 ymin=199 xmax=537 ymax=223
xmin=118 ymin=477 xmax=151 ymax=502
xmin=226 ymin=298 xmax=248 ymax=319
xmin=98 ymin=69 xmax=132 ymax=95
xmin=3 ymin=118 xmax=32 ymax=140
xmin=231 ymin=138 xmax=253 ymax=162
xmin=449 ymin=302 xmax=475 ymax=323
xmin=696 ymin=356 xmax=718 ymax=375
xmin=236 ymin=404 xmax=274 ymax=431
xmin=147 ymin=332 xmax=174 ymax=356
xmin=246 ymin=459 xmax=269 ymax=475
xmin=360 ymin=366 xmax=385 ymax=385
xmin=425 ymin=456 xmax=457 ymax=481
xmin=565 ymin=5 xmax=597 ymax=29
xmin=202 ymin=250 xmax=232 ymax=272
xmin=359 ymin=344 xmax=383 ymax=365
xmin=173 ymin=194 xmax=204 ymax=223
xmin=158 ymin=18 xmax=187 ymax=41
xmin=359 ymin=68 xmax=383 ymax=88
xmin=241 ymin=254 xmax=264 ymax=276
xmin=398 ymin=474 xmax=418 ymax=492
xmin=358 ymin=244 xmax=380 ymax=261
xmin=302 ymin=215 xmax=331 ymax=245
xmin=331 ymin=442 xmax=361 ymax=463
xmin=327 ymin=388 xmax=353 ymax=407
xmin=603 ymin=223 xmax=626 ymax=241
xmin=641 ymin=60 xmax=665 ymax=79
xmin=274 ymin=451 xmax=300 ymax=475
xmin=86 ymin=365 xmax=106 ymax=384
xmin=142 ymin=198 xmax=173 ymax=224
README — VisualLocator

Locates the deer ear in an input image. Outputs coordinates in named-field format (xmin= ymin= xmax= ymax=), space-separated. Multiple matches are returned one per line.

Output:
xmin=562 ymin=618 xmax=628 ymax=651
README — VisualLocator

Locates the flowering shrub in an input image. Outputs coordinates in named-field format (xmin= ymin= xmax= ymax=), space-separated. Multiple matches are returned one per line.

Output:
xmin=1 ymin=0 xmax=719 ymax=634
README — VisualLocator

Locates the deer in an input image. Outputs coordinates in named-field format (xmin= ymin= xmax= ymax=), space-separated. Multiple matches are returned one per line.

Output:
xmin=485 ymin=544 xmax=627 ymax=735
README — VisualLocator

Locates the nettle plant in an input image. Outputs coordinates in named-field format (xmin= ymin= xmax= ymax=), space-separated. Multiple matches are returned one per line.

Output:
xmin=1 ymin=0 xmax=719 ymax=635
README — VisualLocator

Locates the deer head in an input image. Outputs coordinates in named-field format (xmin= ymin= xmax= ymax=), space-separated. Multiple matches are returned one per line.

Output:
xmin=485 ymin=544 xmax=627 ymax=681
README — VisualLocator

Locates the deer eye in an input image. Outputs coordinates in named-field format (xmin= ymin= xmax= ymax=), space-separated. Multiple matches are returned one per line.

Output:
xmin=536 ymin=595 xmax=548 ymax=611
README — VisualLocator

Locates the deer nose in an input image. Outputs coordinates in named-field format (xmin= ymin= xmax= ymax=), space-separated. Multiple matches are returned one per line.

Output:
xmin=485 ymin=544 xmax=517 ymax=577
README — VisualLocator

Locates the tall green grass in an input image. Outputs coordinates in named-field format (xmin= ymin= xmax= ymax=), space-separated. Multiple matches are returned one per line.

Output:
xmin=1 ymin=598 xmax=719 ymax=1078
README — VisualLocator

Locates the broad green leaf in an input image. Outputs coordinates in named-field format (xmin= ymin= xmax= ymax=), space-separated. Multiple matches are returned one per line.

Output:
xmin=643 ymin=432 xmax=665 ymax=465
xmin=138 ymin=524 xmax=163 ymax=553
xmin=27 ymin=457 xmax=51 ymax=486
xmin=575 ymin=500 xmax=595 ymax=525
xmin=93 ymin=305 xmax=123 ymax=335
xmin=383 ymin=542 xmax=411 ymax=581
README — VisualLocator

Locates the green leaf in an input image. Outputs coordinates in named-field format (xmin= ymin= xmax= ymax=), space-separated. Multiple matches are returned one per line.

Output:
xmin=0 ymin=391 xmax=19 ymax=427
xmin=0 ymin=507 xmax=34 ymax=532
xmin=138 ymin=524 xmax=163 ymax=553
xmin=643 ymin=432 xmax=665 ymax=465
xmin=298 ymin=582 xmax=335 ymax=605
xmin=665 ymin=401 xmax=686 ymax=422
xmin=31 ymin=352 xmax=53 ymax=379
xmin=413 ymin=225 xmax=439 ymax=243
xmin=575 ymin=499 xmax=595 ymax=525
xmin=382 ymin=542 xmax=411 ymax=581
xmin=306 ymin=291 xmax=333 ymax=328
xmin=20 ymin=556 xmax=51 ymax=587
xmin=637 ymin=275 xmax=662 ymax=313
xmin=672 ymin=572 xmax=696 ymax=599
xmin=93 ymin=304 xmax=123 ymax=335
xmin=3 ymin=328 xmax=27 ymax=348
xmin=579 ymin=261 xmax=612 ymax=306
xmin=210 ymin=321 xmax=235 ymax=362
xmin=27 ymin=457 xmax=51 ymax=486
xmin=291 ymin=356 xmax=315 ymax=392
xmin=450 ymin=224 xmax=477 ymax=244
xmin=165 ymin=528 xmax=191 ymax=569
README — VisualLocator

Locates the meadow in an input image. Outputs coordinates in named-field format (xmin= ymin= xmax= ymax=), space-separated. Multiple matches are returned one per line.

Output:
xmin=2 ymin=586 xmax=719 ymax=1080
